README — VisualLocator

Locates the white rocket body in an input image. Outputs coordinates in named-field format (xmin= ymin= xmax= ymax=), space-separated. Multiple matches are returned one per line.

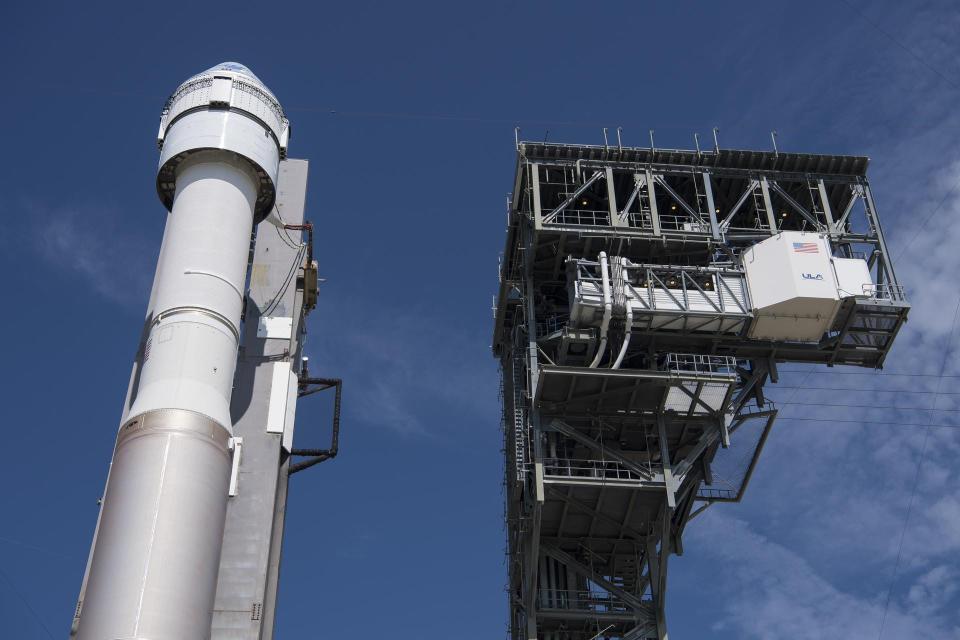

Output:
xmin=75 ymin=63 xmax=289 ymax=640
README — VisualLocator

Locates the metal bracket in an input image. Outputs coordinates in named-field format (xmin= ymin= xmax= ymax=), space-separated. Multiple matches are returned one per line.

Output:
xmin=228 ymin=437 xmax=243 ymax=497
xmin=289 ymin=376 xmax=342 ymax=474
xmin=283 ymin=222 xmax=319 ymax=311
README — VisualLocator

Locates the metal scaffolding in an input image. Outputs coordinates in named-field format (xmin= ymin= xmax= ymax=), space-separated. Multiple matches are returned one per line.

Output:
xmin=492 ymin=141 xmax=909 ymax=639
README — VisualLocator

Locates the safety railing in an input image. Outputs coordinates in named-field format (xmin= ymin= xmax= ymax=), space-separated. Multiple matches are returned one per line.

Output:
xmin=697 ymin=486 xmax=738 ymax=500
xmin=567 ymin=258 xmax=752 ymax=335
xmin=865 ymin=283 xmax=907 ymax=302
xmin=538 ymin=458 xmax=653 ymax=483
xmin=537 ymin=589 xmax=634 ymax=612
xmin=550 ymin=207 xmax=611 ymax=226
xmin=666 ymin=353 xmax=737 ymax=377
xmin=733 ymin=400 xmax=777 ymax=420
xmin=537 ymin=314 xmax=570 ymax=336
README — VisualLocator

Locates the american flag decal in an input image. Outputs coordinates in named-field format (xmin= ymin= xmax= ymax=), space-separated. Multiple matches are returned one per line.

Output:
xmin=792 ymin=242 xmax=819 ymax=254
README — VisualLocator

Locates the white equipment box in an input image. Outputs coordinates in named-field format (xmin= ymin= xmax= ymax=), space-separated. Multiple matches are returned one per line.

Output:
xmin=742 ymin=232 xmax=872 ymax=342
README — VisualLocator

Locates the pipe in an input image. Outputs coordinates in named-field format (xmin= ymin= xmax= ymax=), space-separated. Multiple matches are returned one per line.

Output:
xmin=589 ymin=252 xmax=611 ymax=368
xmin=612 ymin=258 xmax=633 ymax=369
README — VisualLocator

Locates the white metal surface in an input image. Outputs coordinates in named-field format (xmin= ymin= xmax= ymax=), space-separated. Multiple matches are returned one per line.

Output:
xmin=569 ymin=258 xmax=751 ymax=335
xmin=266 ymin=361 xmax=292 ymax=434
xmin=833 ymin=256 xmax=873 ymax=298
xmin=78 ymin=410 xmax=233 ymax=640
xmin=282 ymin=366 xmax=299 ymax=452
xmin=228 ymin=437 xmax=244 ymax=497
xmin=74 ymin=62 xmax=286 ymax=640
xmin=257 ymin=315 xmax=294 ymax=339
xmin=157 ymin=62 xmax=289 ymax=220
xmin=588 ymin=252 xmax=611 ymax=367
xmin=743 ymin=231 xmax=840 ymax=342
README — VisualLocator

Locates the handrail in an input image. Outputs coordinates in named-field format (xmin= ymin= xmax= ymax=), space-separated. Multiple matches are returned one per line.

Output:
xmin=666 ymin=353 xmax=737 ymax=376
xmin=866 ymin=283 xmax=907 ymax=302
xmin=537 ymin=588 xmax=639 ymax=611
xmin=537 ymin=457 xmax=655 ymax=482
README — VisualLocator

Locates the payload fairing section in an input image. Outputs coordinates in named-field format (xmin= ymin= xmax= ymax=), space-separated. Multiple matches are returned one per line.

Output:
xmin=71 ymin=63 xmax=337 ymax=640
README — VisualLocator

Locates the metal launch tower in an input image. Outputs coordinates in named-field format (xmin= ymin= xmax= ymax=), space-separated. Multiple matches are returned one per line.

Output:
xmin=71 ymin=63 xmax=340 ymax=640
xmin=492 ymin=140 xmax=910 ymax=639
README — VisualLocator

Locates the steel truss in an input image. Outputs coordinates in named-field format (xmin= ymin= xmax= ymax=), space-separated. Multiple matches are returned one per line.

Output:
xmin=493 ymin=142 xmax=908 ymax=639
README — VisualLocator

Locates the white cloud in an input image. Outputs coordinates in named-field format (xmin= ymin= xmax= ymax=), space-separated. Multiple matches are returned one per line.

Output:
xmin=907 ymin=565 xmax=960 ymax=618
xmin=685 ymin=4 xmax=960 ymax=635
xmin=306 ymin=297 xmax=499 ymax=437
xmin=689 ymin=511 xmax=959 ymax=639
xmin=14 ymin=200 xmax=157 ymax=309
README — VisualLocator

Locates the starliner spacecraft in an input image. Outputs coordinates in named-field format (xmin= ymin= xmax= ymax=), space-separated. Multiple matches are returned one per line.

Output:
xmin=70 ymin=62 xmax=340 ymax=640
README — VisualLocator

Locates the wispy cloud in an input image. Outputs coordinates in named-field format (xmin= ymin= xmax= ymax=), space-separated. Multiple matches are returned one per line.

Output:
xmin=9 ymin=199 xmax=158 ymax=309
xmin=707 ymin=155 xmax=960 ymax=633
xmin=680 ymin=2 xmax=960 ymax=636
xmin=306 ymin=294 xmax=499 ymax=437
xmin=689 ymin=511 xmax=959 ymax=639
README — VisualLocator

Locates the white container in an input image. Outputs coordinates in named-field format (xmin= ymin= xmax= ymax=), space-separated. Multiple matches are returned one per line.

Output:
xmin=742 ymin=232 xmax=840 ymax=342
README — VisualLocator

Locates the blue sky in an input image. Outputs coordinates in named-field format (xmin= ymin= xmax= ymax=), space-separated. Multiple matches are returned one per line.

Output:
xmin=2 ymin=1 xmax=960 ymax=638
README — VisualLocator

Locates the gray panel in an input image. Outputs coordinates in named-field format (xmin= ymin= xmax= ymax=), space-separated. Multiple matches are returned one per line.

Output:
xmin=211 ymin=159 xmax=310 ymax=640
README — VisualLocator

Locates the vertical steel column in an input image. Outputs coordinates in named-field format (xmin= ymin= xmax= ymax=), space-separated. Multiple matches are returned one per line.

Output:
xmin=817 ymin=179 xmax=836 ymax=233
xmin=522 ymin=221 xmax=543 ymax=640
xmin=607 ymin=166 xmax=625 ymax=227
xmin=702 ymin=170 xmax=721 ymax=240
xmin=863 ymin=183 xmax=900 ymax=287
xmin=646 ymin=168 xmax=662 ymax=237
xmin=759 ymin=177 xmax=778 ymax=233
xmin=531 ymin=162 xmax=543 ymax=229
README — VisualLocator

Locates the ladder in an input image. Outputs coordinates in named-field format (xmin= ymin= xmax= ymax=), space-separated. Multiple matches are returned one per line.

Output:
xmin=752 ymin=183 xmax=770 ymax=230
xmin=613 ymin=554 xmax=639 ymax=593
xmin=511 ymin=356 xmax=528 ymax=479
xmin=634 ymin=180 xmax=654 ymax=229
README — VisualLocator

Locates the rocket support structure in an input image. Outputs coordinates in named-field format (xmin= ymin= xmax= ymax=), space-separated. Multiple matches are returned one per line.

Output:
xmin=74 ymin=63 xmax=290 ymax=640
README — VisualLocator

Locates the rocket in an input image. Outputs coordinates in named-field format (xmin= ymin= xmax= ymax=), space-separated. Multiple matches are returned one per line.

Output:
xmin=73 ymin=62 xmax=289 ymax=639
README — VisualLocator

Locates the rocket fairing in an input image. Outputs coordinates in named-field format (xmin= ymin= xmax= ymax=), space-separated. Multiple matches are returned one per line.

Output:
xmin=74 ymin=63 xmax=289 ymax=640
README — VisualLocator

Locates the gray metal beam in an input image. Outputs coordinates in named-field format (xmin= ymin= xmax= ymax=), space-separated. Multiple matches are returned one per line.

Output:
xmin=702 ymin=171 xmax=721 ymax=240
xmin=654 ymin=174 xmax=704 ymax=224
xmin=531 ymin=162 xmax=542 ymax=227
xmin=543 ymin=170 xmax=603 ymax=224
xmin=607 ymin=166 xmax=625 ymax=228
xmin=768 ymin=181 xmax=822 ymax=230
xmin=718 ymin=180 xmax=756 ymax=232
xmin=818 ymin=179 xmax=836 ymax=232
xmin=211 ymin=159 xmax=311 ymax=640
xmin=657 ymin=416 xmax=676 ymax=509
xmin=863 ymin=183 xmax=900 ymax=287
xmin=759 ymin=177 xmax=778 ymax=234
xmin=541 ymin=544 xmax=649 ymax=613
xmin=544 ymin=486 xmax=646 ymax=540
xmin=646 ymin=169 xmax=662 ymax=236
